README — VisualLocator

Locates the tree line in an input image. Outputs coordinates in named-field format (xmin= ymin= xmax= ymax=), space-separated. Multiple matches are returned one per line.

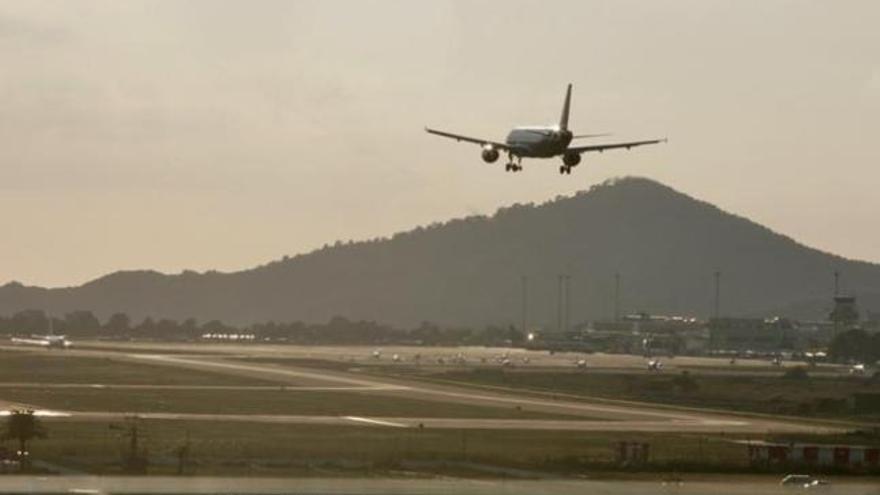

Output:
xmin=0 ymin=309 xmax=525 ymax=347
xmin=828 ymin=329 xmax=880 ymax=365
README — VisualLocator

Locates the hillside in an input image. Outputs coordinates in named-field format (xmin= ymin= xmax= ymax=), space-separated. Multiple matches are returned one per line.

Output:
xmin=2 ymin=177 xmax=879 ymax=328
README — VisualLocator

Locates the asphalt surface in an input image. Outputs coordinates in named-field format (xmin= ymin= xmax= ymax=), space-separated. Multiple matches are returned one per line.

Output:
xmin=0 ymin=344 xmax=842 ymax=434
xmin=47 ymin=412 xmax=761 ymax=433
xmin=1 ymin=476 xmax=878 ymax=495
xmin=74 ymin=341 xmax=848 ymax=371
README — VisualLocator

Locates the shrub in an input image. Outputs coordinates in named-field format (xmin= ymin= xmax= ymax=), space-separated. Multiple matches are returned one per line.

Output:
xmin=782 ymin=367 xmax=809 ymax=380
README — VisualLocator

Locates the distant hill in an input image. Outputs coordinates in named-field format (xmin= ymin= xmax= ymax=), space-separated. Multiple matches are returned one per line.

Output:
xmin=2 ymin=177 xmax=879 ymax=328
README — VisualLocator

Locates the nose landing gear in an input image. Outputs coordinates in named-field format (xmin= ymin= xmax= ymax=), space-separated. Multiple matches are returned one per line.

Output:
xmin=559 ymin=165 xmax=572 ymax=175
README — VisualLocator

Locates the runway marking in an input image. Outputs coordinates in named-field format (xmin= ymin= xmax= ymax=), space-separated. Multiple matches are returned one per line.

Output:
xmin=408 ymin=387 xmax=704 ymax=422
xmin=0 ymin=409 xmax=70 ymax=418
xmin=36 ymin=411 xmax=831 ymax=433
xmin=343 ymin=416 xmax=408 ymax=428
xmin=123 ymin=353 xmax=778 ymax=426
xmin=128 ymin=354 xmax=698 ymax=422
xmin=42 ymin=349 xmax=831 ymax=434
xmin=696 ymin=419 xmax=749 ymax=426
xmin=0 ymin=383 xmax=402 ymax=391
xmin=129 ymin=354 xmax=412 ymax=389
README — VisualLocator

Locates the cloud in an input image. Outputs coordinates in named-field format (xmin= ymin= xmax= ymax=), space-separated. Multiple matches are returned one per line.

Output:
xmin=866 ymin=68 xmax=880 ymax=97
xmin=0 ymin=13 xmax=68 ymax=45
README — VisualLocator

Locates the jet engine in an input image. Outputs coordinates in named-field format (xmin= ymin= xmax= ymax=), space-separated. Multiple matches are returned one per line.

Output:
xmin=562 ymin=152 xmax=581 ymax=167
xmin=481 ymin=147 xmax=500 ymax=163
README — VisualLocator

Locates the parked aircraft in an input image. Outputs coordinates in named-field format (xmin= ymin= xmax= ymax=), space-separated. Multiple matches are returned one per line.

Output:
xmin=850 ymin=363 xmax=866 ymax=375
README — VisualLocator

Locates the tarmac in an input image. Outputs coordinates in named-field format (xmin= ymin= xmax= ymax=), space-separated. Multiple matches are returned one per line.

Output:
xmin=0 ymin=475 xmax=878 ymax=495
xmin=0 ymin=343 xmax=845 ymax=434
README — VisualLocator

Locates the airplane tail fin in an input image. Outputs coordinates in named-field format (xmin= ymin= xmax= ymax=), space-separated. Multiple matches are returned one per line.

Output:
xmin=559 ymin=83 xmax=572 ymax=131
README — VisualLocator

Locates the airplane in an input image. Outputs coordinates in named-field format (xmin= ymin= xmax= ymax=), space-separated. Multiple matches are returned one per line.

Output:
xmin=11 ymin=334 xmax=71 ymax=349
xmin=849 ymin=363 xmax=866 ymax=375
xmin=647 ymin=359 xmax=664 ymax=372
xmin=425 ymin=84 xmax=665 ymax=175
xmin=10 ymin=320 xmax=71 ymax=349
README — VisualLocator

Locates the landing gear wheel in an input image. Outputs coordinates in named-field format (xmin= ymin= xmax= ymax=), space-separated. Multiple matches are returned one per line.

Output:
xmin=505 ymin=164 xmax=512 ymax=172
xmin=559 ymin=166 xmax=566 ymax=175
xmin=565 ymin=166 xmax=572 ymax=175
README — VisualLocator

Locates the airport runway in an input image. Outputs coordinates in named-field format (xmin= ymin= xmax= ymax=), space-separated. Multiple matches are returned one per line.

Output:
xmin=0 ymin=344 xmax=842 ymax=434
xmin=47 ymin=411 xmax=794 ymax=433
xmin=0 ymin=383 xmax=405 ymax=391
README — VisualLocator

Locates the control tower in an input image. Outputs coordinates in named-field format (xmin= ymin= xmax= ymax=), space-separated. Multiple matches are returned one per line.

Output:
xmin=829 ymin=295 xmax=859 ymax=337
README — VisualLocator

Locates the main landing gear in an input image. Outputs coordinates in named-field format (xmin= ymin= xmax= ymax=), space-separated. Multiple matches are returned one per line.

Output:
xmin=505 ymin=154 xmax=523 ymax=172
xmin=559 ymin=165 xmax=572 ymax=175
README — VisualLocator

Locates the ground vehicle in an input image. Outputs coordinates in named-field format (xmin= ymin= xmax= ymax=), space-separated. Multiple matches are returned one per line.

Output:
xmin=780 ymin=474 xmax=814 ymax=486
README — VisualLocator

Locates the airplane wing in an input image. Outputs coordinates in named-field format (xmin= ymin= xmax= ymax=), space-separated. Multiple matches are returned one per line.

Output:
xmin=425 ymin=127 xmax=511 ymax=151
xmin=567 ymin=138 xmax=666 ymax=154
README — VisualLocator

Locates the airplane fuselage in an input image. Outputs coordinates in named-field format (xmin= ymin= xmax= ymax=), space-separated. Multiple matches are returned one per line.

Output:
xmin=11 ymin=334 xmax=71 ymax=349
xmin=505 ymin=126 xmax=573 ymax=158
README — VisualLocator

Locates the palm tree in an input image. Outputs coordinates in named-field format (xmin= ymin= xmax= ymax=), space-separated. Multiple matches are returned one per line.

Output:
xmin=2 ymin=409 xmax=47 ymax=470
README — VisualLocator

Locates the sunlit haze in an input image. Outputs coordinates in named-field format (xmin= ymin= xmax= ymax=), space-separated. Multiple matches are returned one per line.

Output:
xmin=2 ymin=0 xmax=879 ymax=287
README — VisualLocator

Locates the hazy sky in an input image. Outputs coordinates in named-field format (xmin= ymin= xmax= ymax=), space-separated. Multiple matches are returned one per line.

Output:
xmin=2 ymin=0 xmax=879 ymax=287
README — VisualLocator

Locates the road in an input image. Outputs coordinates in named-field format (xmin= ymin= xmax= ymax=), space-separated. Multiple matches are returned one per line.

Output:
xmin=0 ymin=343 xmax=843 ymax=434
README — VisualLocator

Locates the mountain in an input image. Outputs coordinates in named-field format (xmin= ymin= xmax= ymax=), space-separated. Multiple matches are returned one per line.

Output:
xmin=2 ymin=177 xmax=879 ymax=328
